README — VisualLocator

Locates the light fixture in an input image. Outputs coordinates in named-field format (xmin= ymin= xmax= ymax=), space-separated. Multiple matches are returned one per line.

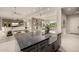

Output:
xmin=13 ymin=7 xmax=16 ymax=14
xmin=47 ymin=8 xmax=50 ymax=11
xmin=39 ymin=7 xmax=42 ymax=17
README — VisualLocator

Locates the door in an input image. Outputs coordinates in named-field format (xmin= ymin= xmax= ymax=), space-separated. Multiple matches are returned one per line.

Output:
xmin=68 ymin=15 xmax=79 ymax=34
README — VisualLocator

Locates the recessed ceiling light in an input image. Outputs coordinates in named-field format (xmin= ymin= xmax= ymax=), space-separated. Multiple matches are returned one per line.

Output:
xmin=47 ymin=8 xmax=50 ymax=11
xmin=75 ymin=11 xmax=79 ymax=13
xmin=67 ymin=8 xmax=72 ymax=11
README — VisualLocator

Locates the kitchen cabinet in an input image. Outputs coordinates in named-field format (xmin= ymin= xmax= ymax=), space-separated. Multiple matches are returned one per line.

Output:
xmin=21 ymin=33 xmax=61 ymax=52
xmin=45 ymin=33 xmax=61 ymax=52
xmin=52 ymin=33 xmax=61 ymax=51
xmin=38 ymin=38 xmax=49 ymax=52
xmin=22 ymin=44 xmax=38 ymax=52
xmin=21 ymin=38 xmax=49 ymax=52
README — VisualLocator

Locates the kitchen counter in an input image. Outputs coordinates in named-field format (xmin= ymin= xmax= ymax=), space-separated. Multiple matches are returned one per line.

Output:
xmin=14 ymin=32 xmax=57 ymax=50
xmin=49 ymin=33 xmax=57 ymax=44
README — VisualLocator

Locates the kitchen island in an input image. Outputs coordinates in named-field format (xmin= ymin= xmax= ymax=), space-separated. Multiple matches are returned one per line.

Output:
xmin=14 ymin=32 xmax=50 ymax=52
xmin=15 ymin=32 xmax=61 ymax=52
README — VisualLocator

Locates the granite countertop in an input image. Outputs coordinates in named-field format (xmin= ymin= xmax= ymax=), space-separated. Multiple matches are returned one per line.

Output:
xmin=49 ymin=33 xmax=57 ymax=44
xmin=14 ymin=33 xmax=50 ymax=49
xmin=14 ymin=32 xmax=57 ymax=49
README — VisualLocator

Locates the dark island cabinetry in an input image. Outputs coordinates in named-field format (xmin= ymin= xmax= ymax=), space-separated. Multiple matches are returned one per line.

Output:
xmin=21 ymin=38 xmax=49 ymax=52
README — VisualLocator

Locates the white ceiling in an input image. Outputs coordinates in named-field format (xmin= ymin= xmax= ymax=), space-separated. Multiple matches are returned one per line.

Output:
xmin=62 ymin=7 xmax=79 ymax=15
xmin=0 ymin=7 xmax=59 ymax=21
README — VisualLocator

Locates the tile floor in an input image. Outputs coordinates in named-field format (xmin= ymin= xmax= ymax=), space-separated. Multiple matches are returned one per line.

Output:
xmin=59 ymin=29 xmax=79 ymax=52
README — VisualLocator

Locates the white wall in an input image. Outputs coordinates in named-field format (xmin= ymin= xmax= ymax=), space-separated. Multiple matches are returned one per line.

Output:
xmin=62 ymin=13 xmax=67 ymax=28
xmin=56 ymin=8 xmax=62 ymax=34
xmin=61 ymin=13 xmax=67 ymax=34
xmin=0 ymin=17 xmax=2 ymax=30
xmin=67 ymin=15 xmax=79 ymax=33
